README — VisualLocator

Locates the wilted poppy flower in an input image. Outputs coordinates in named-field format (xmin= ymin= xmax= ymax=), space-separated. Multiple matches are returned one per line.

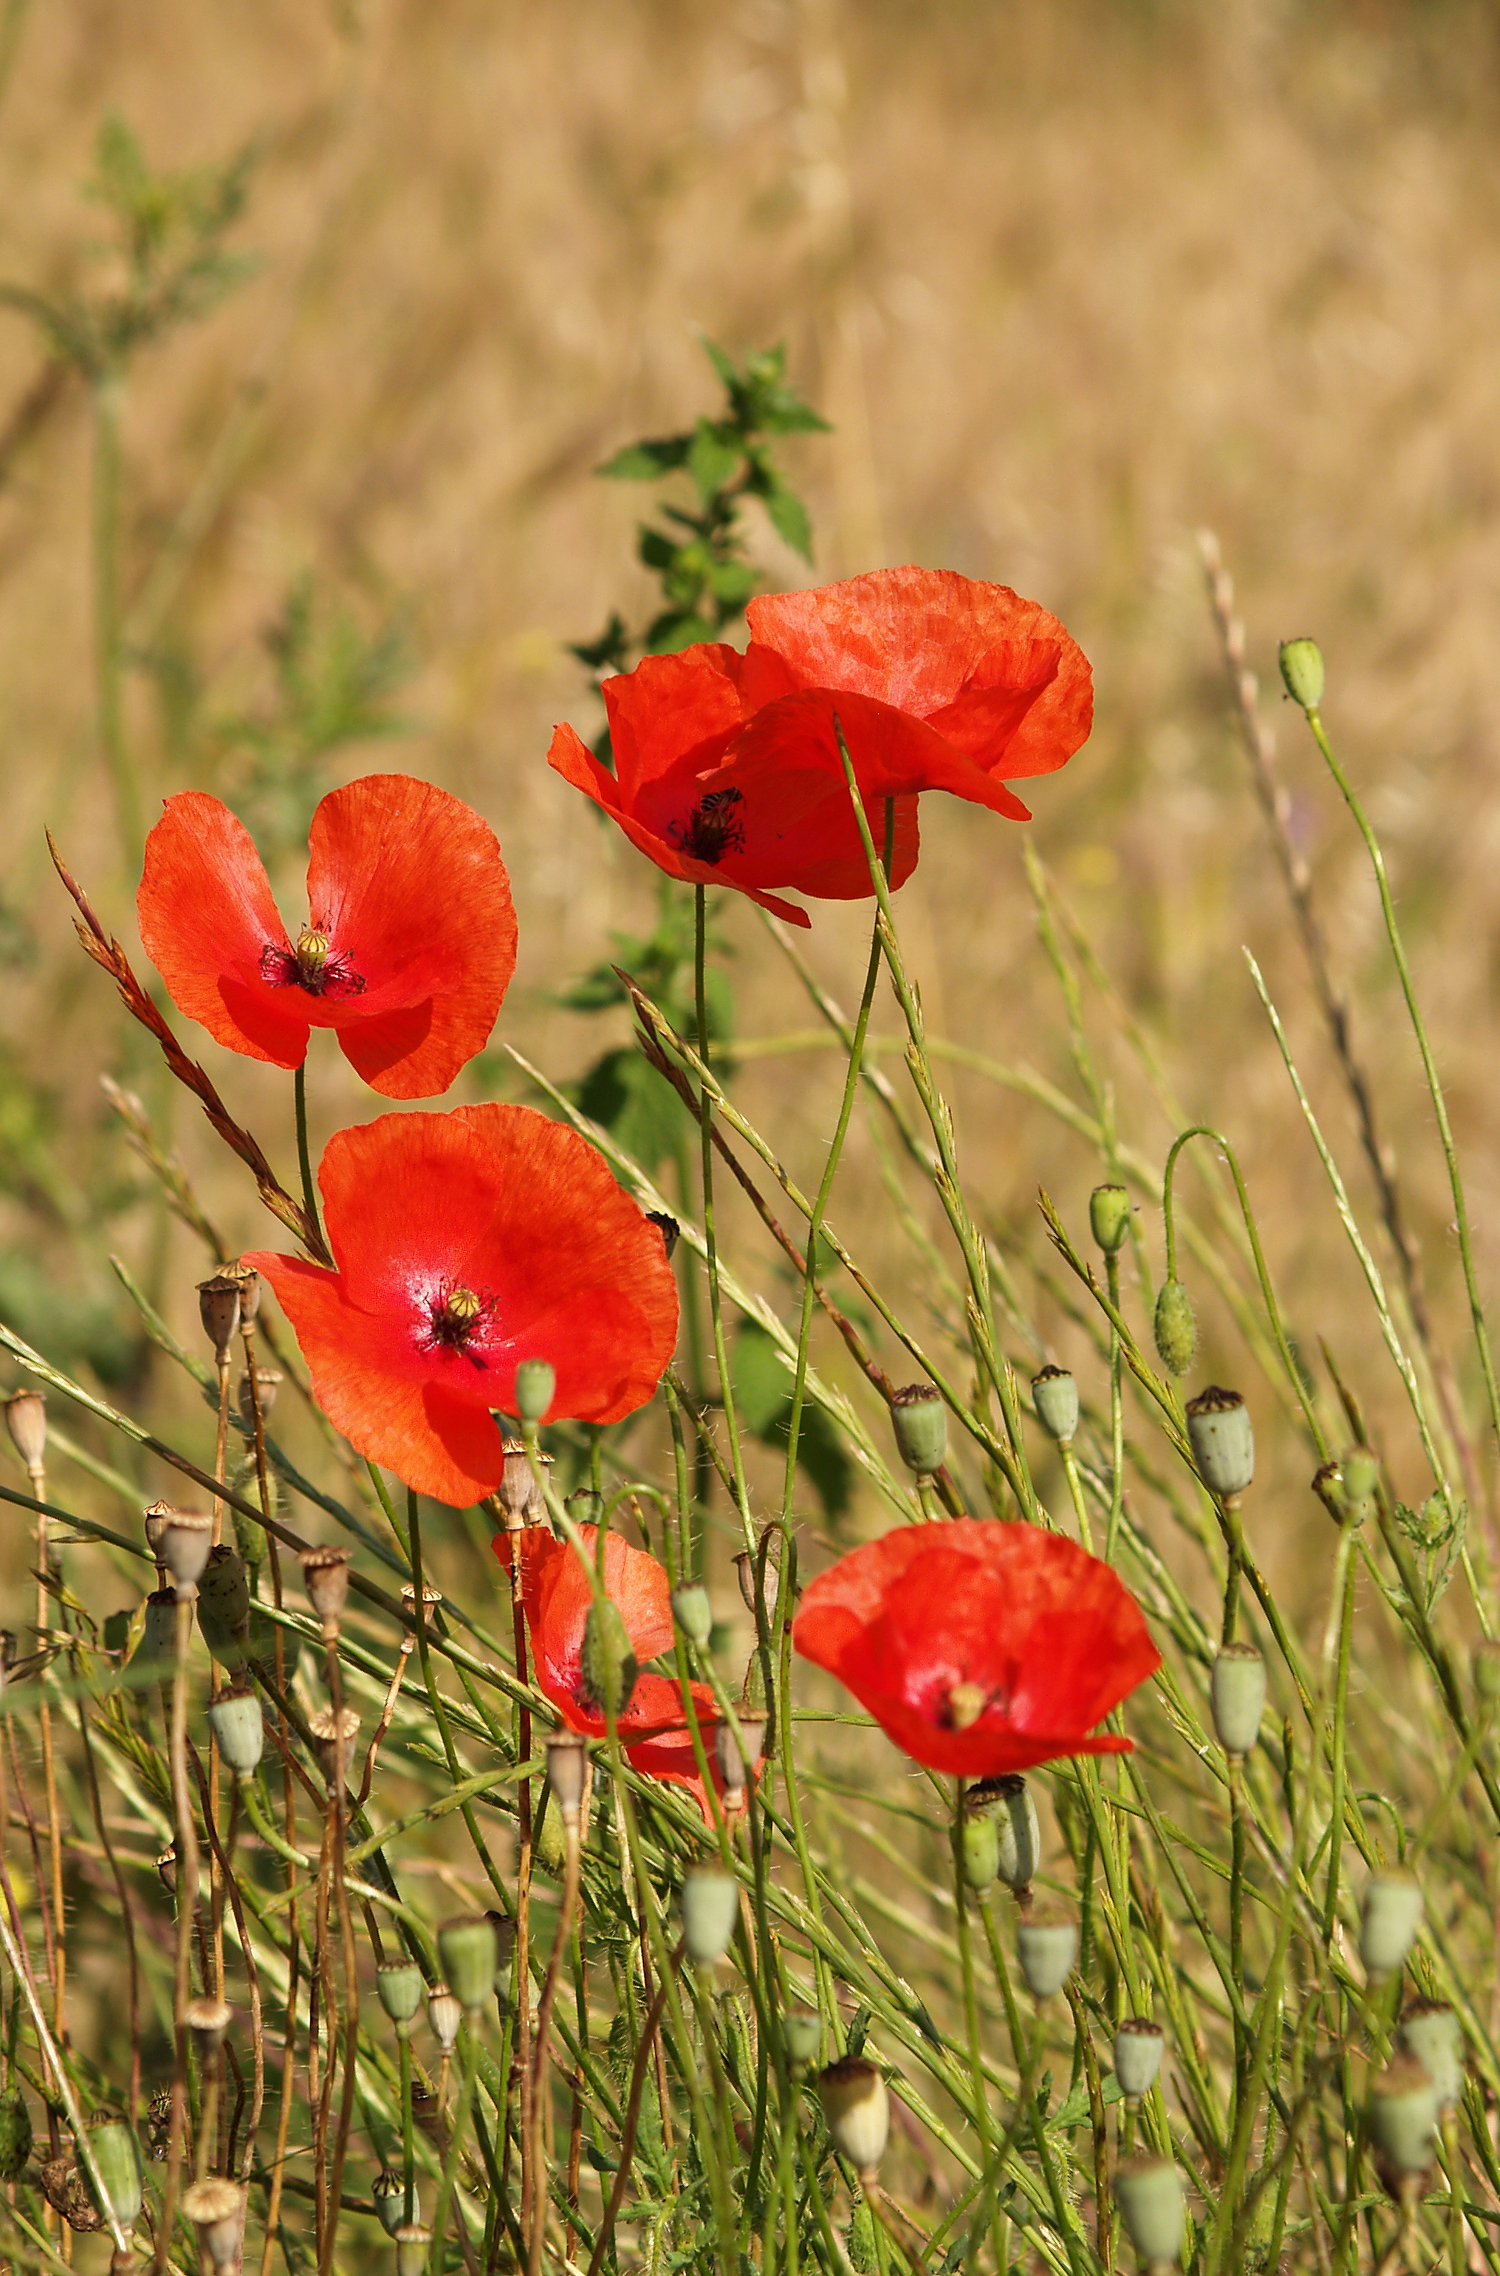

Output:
xmin=245 ymin=1105 xmax=679 ymax=1506
xmin=792 ymin=1519 xmax=1159 ymax=1777
xmin=496 ymin=1523 xmax=748 ymax=1820
xmin=548 ymin=567 xmax=1092 ymax=925
xmin=137 ymin=775 xmax=517 ymax=1098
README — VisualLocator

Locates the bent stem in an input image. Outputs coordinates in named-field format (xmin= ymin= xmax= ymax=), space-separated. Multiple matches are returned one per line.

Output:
xmin=294 ymin=1059 xmax=323 ymax=1254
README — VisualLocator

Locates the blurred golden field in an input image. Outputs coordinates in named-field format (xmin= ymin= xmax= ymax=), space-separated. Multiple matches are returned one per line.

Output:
xmin=4 ymin=0 xmax=1500 ymax=1616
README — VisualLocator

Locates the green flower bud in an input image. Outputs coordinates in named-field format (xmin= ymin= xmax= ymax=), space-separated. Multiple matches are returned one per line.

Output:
xmin=1153 ymin=1280 xmax=1197 ymax=1378
xmin=376 ymin=1961 xmax=425 ymax=2030
xmin=514 ymin=1358 xmax=556 ymax=1424
xmin=1278 ymin=637 xmax=1325 ymax=713
xmin=532 ymin=1789 xmax=568 ymax=1876
xmin=1398 ymin=2001 xmax=1464 ymax=2114
xmin=1209 ymin=1642 xmax=1266 ymax=1758
xmin=1186 ymin=1386 xmax=1254 ymax=1500
xmin=890 ymin=1383 xmax=947 ymax=1474
xmin=783 ymin=2005 xmax=821 ymax=2066
xmin=580 ymin=1598 xmax=638 ymax=1721
xmin=1360 ymin=1871 xmax=1423 ymax=1978
xmin=1016 ymin=1906 xmax=1078 ymax=2000
xmin=1341 ymin=1446 xmax=1379 ymax=1525
xmin=437 ymin=1915 xmax=501 ymax=2016
xmin=671 ymin=1583 xmax=713 ymax=1647
xmin=1113 ymin=2018 xmax=1165 ymax=2105
xmin=682 ymin=1870 xmax=740 ymax=1967
xmin=1089 ymin=1183 xmax=1131 ymax=1255
xmin=818 ymin=2058 xmax=889 ymax=2178
xmin=0 ymin=2085 xmax=32 ymax=2180
xmin=1031 ymin=1365 xmax=1079 ymax=1445
xmin=1368 ymin=2054 xmax=1439 ymax=2180
xmin=564 ymin=1487 xmax=603 ymax=1533
xmin=1114 ymin=2154 xmax=1184 ymax=2266
xmin=1311 ymin=1461 xmax=1346 ymax=1524
xmin=968 ymin=1774 xmax=1041 ymax=1897
xmin=960 ymin=1810 xmax=999 ymax=1893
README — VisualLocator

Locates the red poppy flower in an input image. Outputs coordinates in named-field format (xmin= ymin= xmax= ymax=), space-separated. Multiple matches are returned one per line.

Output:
xmin=137 ymin=775 xmax=517 ymax=1098
xmin=792 ymin=1519 xmax=1159 ymax=1778
xmin=495 ymin=1523 xmax=749 ymax=1820
xmin=244 ymin=1105 xmax=679 ymax=1506
xmin=547 ymin=567 xmax=1092 ymax=925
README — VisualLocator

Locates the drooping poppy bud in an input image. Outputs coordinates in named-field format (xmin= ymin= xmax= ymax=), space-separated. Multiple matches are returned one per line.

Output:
xmin=890 ymin=1383 xmax=947 ymax=1474
xmin=1153 ymin=1280 xmax=1196 ymax=1378
xmin=1030 ymin=1365 xmax=1079 ymax=1446
xmin=580 ymin=1598 xmax=638 ymax=1722
xmin=1278 ymin=637 xmax=1325 ymax=712
xmin=1185 ymin=1386 xmax=1254 ymax=1501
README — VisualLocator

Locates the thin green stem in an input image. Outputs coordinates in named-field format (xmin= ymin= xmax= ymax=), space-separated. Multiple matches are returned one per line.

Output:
xmin=294 ymin=1059 xmax=323 ymax=1253
xmin=694 ymin=885 xmax=754 ymax=1547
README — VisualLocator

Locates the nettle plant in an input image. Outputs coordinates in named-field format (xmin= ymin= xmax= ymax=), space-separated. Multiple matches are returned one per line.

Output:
xmin=1 ymin=333 xmax=1498 ymax=2276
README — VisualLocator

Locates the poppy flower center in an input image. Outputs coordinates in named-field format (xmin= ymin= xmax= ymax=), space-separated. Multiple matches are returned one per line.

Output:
xmin=421 ymin=1283 xmax=495 ymax=1369
xmin=944 ymin=1682 xmax=989 ymax=1731
xmin=260 ymin=923 xmax=368 ymax=1001
xmin=668 ymin=787 xmax=747 ymax=866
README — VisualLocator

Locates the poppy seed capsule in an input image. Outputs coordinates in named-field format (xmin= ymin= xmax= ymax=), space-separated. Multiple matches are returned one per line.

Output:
xmin=818 ymin=2057 xmax=889 ymax=2178
xmin=1113 ymin=2018 xmax=1165 ymax=2105
xmin=890 ymin=1383 xmax=947 ymax=1474
xmin=514 ymin=1357 xmax=555 ymax=1424
xmin=4 ymin=1388 xmax=46 ymax=1472
xmin=1031 ymin=1365 xmax=1080 ymax=1446
xmin=195 ymin=1274 xmax=242 ymax=1364
xmin=0 ymin=2085 xmax=33 ymax=2180
xmin=580 ymin=1598 xmax=637 ymax=1721
xmin=784 ymin=2005 xmax=821 ymax=2066
xmin=1114 ymin=2154 xmax=1185 ymax=2267
xmin=373 ymin=2171 xmax=416 ymax=2237
xmin=181 ymin=2178 xmax=245 ymax=2271
xmin=682 ymin=1869 xmax=740 ymax=1966
xmin=961 ymin=1810 xmax=999 ymax=1892
xmin=1185 ymin=1386 xmax=1254 ymax=1501
xmin=1209 ymin=1642 xmax=1267 ymax=1758
xmin=394 ymin=2225 xmax=436 ymax=2276
xmin=1089 ymin=1183 xmax=1131 ymax=1255
xmin=1278 ymin=636 xmax=1325 ymax=713
xmin=87 ymin=2113 xmax=143 ymax=2230
xmin=141 ymin=1588 xmax=181 ymax=1665
xmin=495 ymin=1439 xmax=548 ymax=1529
xmin=376 ymin=1961 xmax=425 ymax=2029
xmin=1360 ymin=1871 xmax=1423 ymax=1977
xmin=545 ymin=1731 xmax=590 ymax=1830
xmin=564 ymin=1487 xmax=603 ymax=1534
xmin=1153 ymin=1280 xmax=1197 ymax=1378
xmin=427 ymin=1984 xmax=462 ymax=2054
xmin=226 ymin=1261 xmax=261 ymax=1326
xmin=159 ymin=1512 xmax=214 ymax=1601
xmin=236 ymin=1366 xmax=281 ymax=1431
xmin=309 ymin=1705 xmax=360 ymax=1788
xmin=437 ymin=1915 xmax=501 ymax=2015
xmin=1017 ymin=1906 xmax=1078 ymax=1999
xmin=1399 ymin=2001 xmax=1464 ymax=2113
xmin=968 ymin=1774 xmax=1042 ymax=1898
xmin=207 ymin=1686 xmax=264 ymax=1777
xmin=671 ymin=1583 xmax=713 ymax=1647
xmin=197 ymin=1544 xmax=251 ymax=1665
xmin=300 ymin=1546 xmax=351 ymax=1635
xmin=1369 ymin=2054 xmax=1439 ymax=2180
xmin=185 ymin=1995 xmax=232 ymax=2061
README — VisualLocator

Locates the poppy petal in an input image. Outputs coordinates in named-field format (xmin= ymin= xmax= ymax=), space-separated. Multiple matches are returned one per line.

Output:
xmin=137 ymin=794 xmax=309 ymax=1068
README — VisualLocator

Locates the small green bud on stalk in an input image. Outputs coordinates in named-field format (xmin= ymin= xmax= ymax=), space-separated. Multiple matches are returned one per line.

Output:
xmin=1340 ymin=1445 xmax=1379 ymax=1525
xmin=373 ymin=2172 xmax=416 ymax=2237
xmin=86 ymin=2115 xmax=143 ymax=2231
xmin=376 ymin=1961 xmax=425 ymax=2030
xmin=1113 ymin=2019 xmax=1166 ymax=2105
xmin=967 ymin=1774 xmax=1041 ymax=1899
xmin=1114 ymin=2154 xmax=1185 ymax=2267
xmin=394 ymin=2225 xmax=436 ymax=2276
xmin=236 ymin=1365 xmax=281 ymax=1431
xmin=438 ymin=1915 xmax=501 ymax=2015
xmin=1474 ymin=1637 xmax=1500 ymax=1705
xmin=564 ymin=1487 xmax=603 ymax=1535
xmin=1399 ymin=2001 xmax=1464 ymax=2113
xmin=960 ymin=1809 xmax=999 ymax=1892
xmin=1185 ymin=1386 xmax=1254 ymax=1501
xmin=1031 ymin=1365 xmax=1079 ymax=1446
xmin=207 ymin=1685 xmax=264 ymax=1776
xmin=1368 ymin=2054 xmax=1439 ymax=2185
xmin=300 ymin=1545 xmax=351 ymax=1636
xmin=1089 ymin=1182 xmax=1132 ymax=1255
xmin=890 ymin=1382 xmax=947 ymax=1474
xmin=196 ymin=1544 xmax=251 ymax=1666
xmin=181 ymin=2178 xmax=245 ymax=2272
xmin=159 ymin=1511 xmax=214 ymax=1602
xmin=1278 ymin=636 xmax=1325 ymax=712
xmin=1209 ymin=1642 xmax=1267 ymax=1758
xmin=545 ymin=1731 xmax=590 ymax=1831
xmin=682 ymin=1869 xmax=740 ymax=1967
xmin=494 ymin=1438 xmax=549 ymax=1529
xmin=1017 ymin=1906 xmax=1078 ymax=2000
xmin=818 ymin=2057 xmax=889 ymax=2180
xmin=1311 ymin=1461 xmax=1346 ymax=1524
xmin=185 ymin=1996 xmax=232 ymax=2062
xmin=1360 ymin=1871 xmax=1423 ymax=1978
xmin=514 ymin=1357 xmax=556 ymax=1423
xmin=671 ymin=1582 xmax=714 ymax=1647
xmin=580 ymin=1598 xmax=638 ymax=1720
xmin=4 ymin=1387 xmax=46 ymax=1473
xmin=1152 ymin=1280 xmax=1197 ymax=1377
xmin=0 ymin=2085 xmax=33 ymax=2180
xmin=783 ymin=2005 xmax=821 ymax=2066
xmin=426 ymin=1984 xmax=463 ymax=2054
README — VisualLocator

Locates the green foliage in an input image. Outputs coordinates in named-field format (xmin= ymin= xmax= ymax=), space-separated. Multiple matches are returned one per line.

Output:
xmin=733 ymin=1317 xmax=854 ymax=1522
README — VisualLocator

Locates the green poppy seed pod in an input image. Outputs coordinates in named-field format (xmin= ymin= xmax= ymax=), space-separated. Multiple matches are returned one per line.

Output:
xmin=159 ymin=1511 xmax=214 ymax=1600
xmin=181 ymin=2177 xmax=245 ymax=2272
xmin=1113 ymin=2018 xmax=1166 ymax=2105
xmin=1312 ymin=1461 xmax=1346 ymax=1524
xmin=1474 ymin=1637 xmax=1500 ymax=1705
xmin=1031 ymin=1365 xmax=1080 ymax=1446
xmin=207 ymin=1686 xmax=265 ymax=1777
xmin=373 ymin=2171 xmax=417 ymax=2237
xmin=141 ymin=1588 xmax=180 ymax=1665
xmin=494 ymin=1438 xmax=549 ymax=1529
xmin=4 ymin=1387 xmax=46 ymax=1472
xmin=426 ymin=1984 xmax=462 ymax=2054
xmin=231 ymin=1495 xmax=269 ymax=1575
xmin=1341 ymin=1446 xmax=1379 ymax=1525
xmin=1278 ymin=637 xmax=1325 ymax=713
xmin=186 ymin=1995 xmax=232 ymax=2062
xmin=438 ymin=1915 xmax=500 ymax=2016
xmin=967 ymin=1775 xmax=1042 ymax=1897
xmin=671 ymin=1583 xmax=714 ymax=1647
xmin=1399 ymin=2002 xmax=1464 ymax=2113
xmin=236 ymin=1365 xmax=281 ymax=1432
xmin=1114 ymin=2154 xmax=1185 ymax=2267
xmin=196 ymin=1273 xmax=242 ymax=1365
xmin=532 ymin=1790 xmax=568 ymax=1876
xmin=1089 ymin=1183 xmax=1132 ymax=1255
xmin=1017 ymin=1906 xmax=1079 ymax=2000
xmin=196 ymin=1544 xmax=251 ymax=1665
xmin=890 ymin=1383 xmax=947 ymax=1474
xmin=300 ymin=1546 xmax=351 ymax=1636
xmin=1210 ymin=1642 xmax=1267 ymax=1758
xmin=394 ymin=2225 xmax=436 ymax=2276
xmin=682 ymin=1869 xmax=740 ymax=1967
xmin=1185 ymin=1386 xmax=1254 ymax=1500
xmin=960 ymin=1809 xmax=999 ymax=1893
xmin=87 ymin=2114 xmax=143 ymax=2229
xmin=1369 ymin=2054 xmax=1439 ymax=2180
xmin=818 ymin=2057 xmax=889 ymax=2178
xmin=564 ymin=1488 xmax=604 ymax=1535
xmin=1153 ymin=1280 xmax=1197 ymax=1378
xmin=0 ymin=2085 xmax=33 ymax=2181
xmin=376 ymin=1961 xmax=425 ymax=2030
xmin=488 ymin=1911 xmax=517 ymax=1994
xmin=1360 ymin=1871 xmax=1423 ymax=1977
xmin=514 ymin=1358 xmax=555 ymax=1424
xmin=545 ymin=1731 xmax=590 ymax=1830
xmin=580 ymin=1598 xmax=638 ymax=1721
xmin=784 ymin=2005 xmax=821 ymax=2066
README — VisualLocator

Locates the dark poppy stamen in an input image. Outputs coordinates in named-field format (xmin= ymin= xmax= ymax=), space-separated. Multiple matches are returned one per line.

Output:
xmin=669 ymin=786 xmax=747 ymax=866
xmin=421 ymin=1283 xmax=494 ymax=1371
xmin=260 ymin=923 xmax=368 ymax=1000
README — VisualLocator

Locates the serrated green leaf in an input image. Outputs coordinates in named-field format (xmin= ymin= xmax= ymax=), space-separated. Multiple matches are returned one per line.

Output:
xmin=763 ymin=481 xmax=814 ymax=562
xmin=598 ymin=435 xmax=692 ymax=480
xmin=687 ymin=419 xmax=743 ymax=501
xmin=706 ymin=559 xmax=758 ymax=606
xmin=576 ymin=1047 xmax=689 ymax=1176
xmin=732 ymin=1321 xmax=852 ymax=1519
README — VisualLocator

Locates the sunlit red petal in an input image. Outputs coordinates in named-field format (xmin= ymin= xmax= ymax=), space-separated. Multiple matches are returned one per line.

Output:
xmin=138 ymin=794 xmax=309 ymax=1068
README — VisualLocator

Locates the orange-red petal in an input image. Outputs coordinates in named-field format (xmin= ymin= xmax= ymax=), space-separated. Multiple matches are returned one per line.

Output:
xmin=138 ymin=793 xmax=309 ymax=1068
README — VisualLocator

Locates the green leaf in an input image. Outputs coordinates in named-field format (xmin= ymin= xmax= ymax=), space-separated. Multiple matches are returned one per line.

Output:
xmin=731 ymin=1319 xmax=853 ymax=1520
xmin=687 ymin=419 xmax=743 ymax=501
xmin=575 ymin=1048 xmax=689 ymax=1177
xmin=763 ymin=480 xmax=814 ymax=562
xmin=598 ymin=436 xmax=691 ymax=480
